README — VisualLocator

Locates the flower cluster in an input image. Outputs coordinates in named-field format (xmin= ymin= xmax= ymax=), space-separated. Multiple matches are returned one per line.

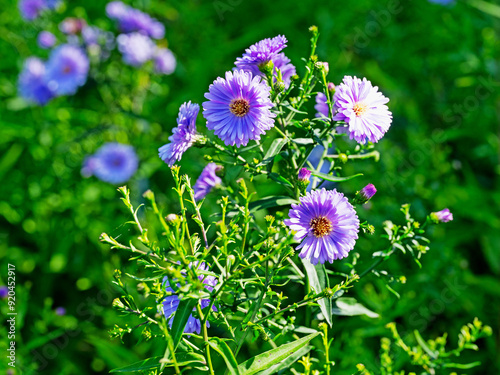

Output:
xmin=19 ymin=0 xmax=59 ymax=21
xmin=106 ymin=1 xmax=176 ymax=73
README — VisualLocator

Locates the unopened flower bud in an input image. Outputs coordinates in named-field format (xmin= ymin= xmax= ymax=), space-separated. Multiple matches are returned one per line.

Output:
xmin=259 ymin=60 xmax=274 ymax=76
xmin=430 ymin=208 xmax=453 ymax=223
xmin=315 ymin=62 xmax=329 ymax=74
xmin=275 ymin=81 xmax=285 ymax=93
xmin=354 ymin=184 xmax=377 ymax=204
xmin=297 ymin=168 xmax=311 ymax=192
xmin=327 ymin=82 xmax=336 ymax=93
xmin=165 ymin=214 xmax=179 ymax=224
xmin=339 ymin=153 xmax=348 ymax=164
xmin=112 ymin=298 xmax=126 ymax=310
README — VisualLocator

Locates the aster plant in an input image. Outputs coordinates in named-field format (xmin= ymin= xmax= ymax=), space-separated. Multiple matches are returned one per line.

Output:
xmin=102 ymin=27 xmax=489 ymax=375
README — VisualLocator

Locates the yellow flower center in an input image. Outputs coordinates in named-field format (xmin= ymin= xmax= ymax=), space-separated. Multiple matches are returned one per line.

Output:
xmin=353 ymin=102 xmax=368 ymax=117
xmin=310 ymin=216 xmax=333 ymax=238
xmin=229 ymin=99 xmax=250 ymax=117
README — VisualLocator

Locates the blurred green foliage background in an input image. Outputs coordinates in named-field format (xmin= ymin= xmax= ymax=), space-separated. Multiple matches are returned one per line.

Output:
xmin=0 ymin=0 xmax=499 ymax=373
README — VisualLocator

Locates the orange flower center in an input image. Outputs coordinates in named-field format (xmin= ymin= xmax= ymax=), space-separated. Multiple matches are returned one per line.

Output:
xmin=310 ymin=216 xmax=333 ymax=238
xmin=353 ymin=102 xmax=368 ymax=117
xmin=229 ymin=99 xmax=250 ymax=117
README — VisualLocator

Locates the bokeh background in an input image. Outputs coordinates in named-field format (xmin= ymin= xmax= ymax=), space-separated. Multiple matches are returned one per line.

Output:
xmin=0 ymin=0 xmax=499 ymax=373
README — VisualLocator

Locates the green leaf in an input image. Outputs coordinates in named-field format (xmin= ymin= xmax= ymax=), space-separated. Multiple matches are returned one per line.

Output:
xmin=310 ymin=171 xmax=363 ymax=182
xmin=170 ymin=298 xmax=198 ymax=350
xmin=468 ymin=0 xmax=500 ymax=18
xmin=255 ymin=345 xmax=313 ymax=375
xmin=166 ymin=352 xmax=207 ymax=367
xmin=292 ymin=138 xmax=315 ymax=145
xmin=249 ymin=196 xmax=298 ymax=212
xmin=268 ymin=172 xmax=293 ymax=187
xmin=414 ymin=330 xmax=437 ymax=359
xmin=301 ymin=259 xmax=332 ymax=327
xmin=238 ymin=332 xmax=320 ymax=375
xmin=208 ymin=338 xmax=241 ymax=375
xmin=110 ymin=357 xmax=162 ymax=373
xmin=263 ymin=138 xmax=288 ymax=161
xmin=331 ymin=297 xmax=379 ymax=318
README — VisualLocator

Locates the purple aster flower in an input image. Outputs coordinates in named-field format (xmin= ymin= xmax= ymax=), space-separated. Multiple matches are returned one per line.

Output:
xmin=154 ymin=48 xmax=176 ymax=75
xmin=315 ymin=92 xmax=330 ymax=119
xmin=158 ymin=101 xmax=200 ymax=167
xmin=235 ymin=35 xmax=295 ymax=88
xmin=193 ymin=163 xmax=222 ymax=201
xmin=203 ymin=70 xmax=276 ymax=147
xmin=82 ymin=143 xmax=139 ymax=184
xmin=431 ymin=208 xmax=453 ymax=223
xmin=0 ymin=286 xmax=8 ymax=299
xmin=162 ymin=262 xmax=218 ymax=335
xmin=117 ymin=33 xmax=155 ymax=67
xmin=45 ymin=45 xmax=89 ymax=96
xmin=106 ymin=1 xmax=165 ymax=39
xmin=55 ymin=307 xmax=66 ymax=316
xmin=19 ymin=0 xmax=46 ymax=21
xmin=284 ymin=188 xmax=360 ymax=265
xmin=333 ymin=76 xmax=392 ymax=144
xmin=18 ymin=57 xmax=54 ymax=105
xmin=59 ymin=18 xmax=87 ymax=35
xmin=37 ymin=31 xmax=56 ymax=49
xmin=354 ymin=184 xmax=377 ymax=204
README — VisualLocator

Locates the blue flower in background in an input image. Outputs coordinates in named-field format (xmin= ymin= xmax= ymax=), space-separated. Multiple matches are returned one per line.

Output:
xmin=82 ymin=143 xmax=139 ymax=184
xmin=315 ymin=92 xmax=329 ymax=119
xmin=37 ymin=31 xmax=56 ymax=49
xmin=106 ymin=1 xmax=165 ymax=39
xmin=159 ymin=101 xmax=200 ymax=167
xmin=117 ymin=33 xmax=155 ymax=67
xmin=285 ymin=188 xmax=360 ymax=265
xmin=203 ymin=70 xmax=275 ymax=147
xmin=19 ymin=0 xmax=46 ymax=21
xmin=193 ymin=163 xmax=222 ymax=201
xmin=45 ymin=44 xmax=89 ymax=96
xmin=154 ymin=48 xmax=176 ymax=75
xmin=18 ymin=57 xmax=54 ymax=105
xmin=429 ymin=0 xmax=454 ymax=4
xmin=162 ymin=262 xmax=218 ymax=335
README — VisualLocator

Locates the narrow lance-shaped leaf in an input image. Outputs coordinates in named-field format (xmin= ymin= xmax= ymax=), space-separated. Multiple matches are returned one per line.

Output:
xmin=208 ymin=338 xmax=241 ymax=375
xmin=170 ymin=298 xmax=198 ymax=350
xmin=310 ymin=171 xmax=363 ymax=182
xmin=302 ymin=259 xmax=332 ymax=327
xmin=237 ymin=332 xmax=320 ymax=375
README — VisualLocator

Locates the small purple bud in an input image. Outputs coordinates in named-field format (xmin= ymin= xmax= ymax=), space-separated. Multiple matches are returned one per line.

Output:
xmin=355 ymin=184 xmax=377 ymax=204
xmin=431 ymin=208 xmax=453 ymax=223
xmin=327 ymin=82 xmax=335 ymax=92
xmin=0 ymin=286 xmax=8 ymax=299
xmin=55 ymin=307 xmax=66 ymax=316
xmin=37 ymin=31 xmax=56 ymax=49
xmin=298 ymin=168 xmax=312 ymax=182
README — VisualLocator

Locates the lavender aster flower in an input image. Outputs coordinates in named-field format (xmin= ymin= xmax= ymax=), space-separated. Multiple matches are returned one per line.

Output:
xmin=0 ymin=286 xmax=8 ymax=299
xmin=37 ymin=31 xmax=56 ymax=49
xmin=203 ymin=70 xmax=275 ymax=147
xmin=18 ymin=57 xmax=54 ymax=105
xmin=154 ymin=48 xmax=176 ymax=75
xmin=431 ymin=208 xmax=453 ymax=223
xmin=315 ymin=92 xmax=330 ymax=119
xmin=45 ymin=45 xmax=89 ymax=96
xmin=354 ymin=184 xmax=377 ymax=204
xmin=333 ymin=76 xmax=392 ymax=144
xmin=284 ymin=188 xmax=360 ymax=265
xmin=235 ymin=35 xmax=295 ymax=88
xmin=193 ymin=163 xmax=222 ymax=201
xmin=55 ymin=307 xmax=66 ymax=316
xmin=162 ymin=262 xmax=218 ymax=335
xmin=298 ymin=168 xmax=312 ymax=183
xmin=19 ymin=0 xmax=46 ymax=21
xmin=158 ymin=101 xmax=200 ymax=167
xmin=117 ymin=33 xmax=155 ymax=67
xmin=82 ymin=143 xmax=138 ymax=184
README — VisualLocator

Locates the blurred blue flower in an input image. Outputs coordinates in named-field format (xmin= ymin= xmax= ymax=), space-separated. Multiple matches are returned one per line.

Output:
xmin=0 ymin=286 xmax=8 ymax=299
xmin=117 ymin=32 xmax=155 ymax=67
xmin=82 ymin=143 xmax=139 ymax=184
xmin=106 ymin=1 xmax=165 ymax=39
xmin=45 ymin=44 xmax=89 ymax=96
xmin=19 ymin=0 xmax=46 ymax=21
xmin=154 ymin=48 xmax=176 ymax=75
xmin=18 ymin=57 xmax=54 ymax=105
xmin=159 ymin=101 xmax=200 ymax=167
xmin=55 ymin=307 xmax=66 ymax=316
xmin=315 ymin=92 xmax=329 ymax=119
xmin=203 ymin=70 xmax=275 ymax=147
xmin=193 ymin=163 xmax=222 ymax=201
xmin=285 ymin=188 xmax=359 ymax=265
xmin=429 ymin=0 xmax=454 ymax=4
xmin=162 ymin=262 xmax=218 ymax=335
xmin=333 ymin=76 xmax=392 ymax=144
xmin=37 ymin=31 xmax=56 ymax=49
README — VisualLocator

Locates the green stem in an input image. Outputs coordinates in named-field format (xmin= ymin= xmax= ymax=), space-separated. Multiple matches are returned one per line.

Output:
xmin=197 ymin=304 xmax=215 ymax=375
